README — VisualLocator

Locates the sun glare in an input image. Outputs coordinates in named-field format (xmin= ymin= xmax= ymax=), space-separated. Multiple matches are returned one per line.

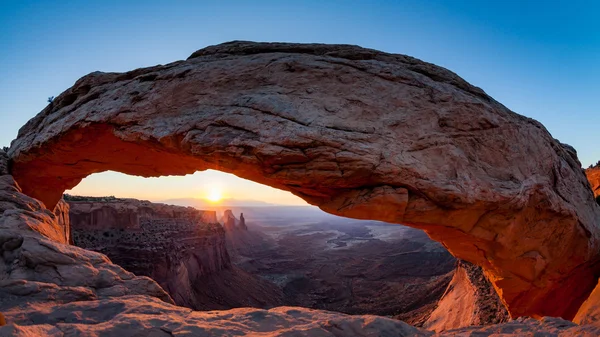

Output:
xmin=207 ymin=188 xmax=223 ymax=202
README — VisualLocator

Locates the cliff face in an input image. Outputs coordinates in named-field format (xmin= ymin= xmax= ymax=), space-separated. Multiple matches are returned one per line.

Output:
xmin=68 ymin=198 xmax=281 ymax=310
xmin=424 ymin=260 xmax=510 ymax=332
xmin=221 ymin=209 xmax=247 ymax=232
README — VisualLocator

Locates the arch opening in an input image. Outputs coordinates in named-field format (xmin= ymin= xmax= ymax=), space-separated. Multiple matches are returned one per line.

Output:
xmin=8 ymin=41 xmax=600 ymax=320
xmin=63 ymin=170 xmax=460 ymax=321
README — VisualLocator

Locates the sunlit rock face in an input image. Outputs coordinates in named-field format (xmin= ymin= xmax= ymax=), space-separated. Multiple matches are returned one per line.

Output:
xmin=586 ymin=166 xmax=600 ymax=198
xmin=7 ymin=41 xmax=600 ymax=319
xmin=424 ymin=260 xmax=509 ymax=332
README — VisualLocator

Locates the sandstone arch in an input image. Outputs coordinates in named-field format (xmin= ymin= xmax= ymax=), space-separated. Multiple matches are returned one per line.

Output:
xmin=8 ymin=41 xmax=600 ymax=319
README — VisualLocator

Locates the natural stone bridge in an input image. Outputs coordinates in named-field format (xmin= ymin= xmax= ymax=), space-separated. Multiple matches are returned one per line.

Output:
xmin=8 ymin=41 xmax=600 ymax=319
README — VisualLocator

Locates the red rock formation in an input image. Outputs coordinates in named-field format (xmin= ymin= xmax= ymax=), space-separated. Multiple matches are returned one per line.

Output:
xmin=68 ymin=198 xmax=282 ymax=310
xmin=7 ymin=41 xmax=600 ymax=319
xmin=4 ymin=146 xmax=600 ymax=336
xmin=586 ymin=166 xmax=600 ymax=198
xmin=0 ymin=149 xmax=174 ymax=314
xmin=221 ymin=209 xmax=247 ymax=231
xmin=424 ymin=260 xmax=509 ymax=332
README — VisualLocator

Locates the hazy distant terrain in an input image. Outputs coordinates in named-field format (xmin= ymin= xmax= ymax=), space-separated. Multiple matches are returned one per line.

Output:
xmin=208 ymin=203 xmax=457 ymax=325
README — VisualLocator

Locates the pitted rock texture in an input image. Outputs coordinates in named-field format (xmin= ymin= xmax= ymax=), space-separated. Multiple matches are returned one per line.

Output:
xmin=0 ymin=296 xmax=429 ymax=337
xmin=8 ymin=41 xmax=600 ymax=319
xmin=1 ymin=296 xmax=600 ymax=337
xmin=68 ymin=198 xmax=282 ymax=310
xmin=424 ymin=260 xmax=509 ymax=332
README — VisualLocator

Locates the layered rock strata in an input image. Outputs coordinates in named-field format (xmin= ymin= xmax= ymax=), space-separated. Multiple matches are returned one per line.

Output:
xmin=68 ymin=198 xmax=281 ymax=310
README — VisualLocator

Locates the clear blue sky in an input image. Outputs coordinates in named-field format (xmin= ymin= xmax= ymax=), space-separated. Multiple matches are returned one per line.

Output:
xmin=1 ymin=0 xmax=598 ymax=203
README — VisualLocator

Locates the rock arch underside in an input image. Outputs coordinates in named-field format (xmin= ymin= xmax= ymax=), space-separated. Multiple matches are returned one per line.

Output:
xmin=7 ymin=41 xmax=600 ymax=322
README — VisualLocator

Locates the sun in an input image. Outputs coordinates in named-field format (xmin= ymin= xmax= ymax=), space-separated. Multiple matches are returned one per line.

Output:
xmin=207 ymin=188 xmax=223 ymax=202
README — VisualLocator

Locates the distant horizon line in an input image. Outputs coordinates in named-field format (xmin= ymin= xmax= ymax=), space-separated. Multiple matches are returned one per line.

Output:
xmin=63 ymin=193 xmax=314 ymax=207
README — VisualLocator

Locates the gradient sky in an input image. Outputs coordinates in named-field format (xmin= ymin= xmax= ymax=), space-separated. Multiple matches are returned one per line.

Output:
xmin=1 ymin=0 xmax=598 ymax=204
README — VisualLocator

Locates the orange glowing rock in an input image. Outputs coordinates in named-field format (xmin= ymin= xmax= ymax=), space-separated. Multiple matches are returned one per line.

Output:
xmin=7 ymin=41 xmax=600 ymax=320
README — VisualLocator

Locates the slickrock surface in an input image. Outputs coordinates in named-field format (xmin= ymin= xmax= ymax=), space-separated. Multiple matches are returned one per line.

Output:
xmin=0 ymin=296 xmax=429 ymax=337
xmin=68 ymin=198 xmax=282 ymax=310
xmin=1 ymin=296 xmax=600 ymax=337
xmin=8 ymin=41 xmax=600 ymax=318
xmin=424 ymin=260 xmax=509 ymax=331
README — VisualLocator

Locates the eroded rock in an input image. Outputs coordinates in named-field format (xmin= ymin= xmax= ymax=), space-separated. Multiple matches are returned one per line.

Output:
xmin=68 ymin=197 xmax=282 ymax=310
xmin=424 ymin=260 xmax=509 ymax=331
xmin=0 ymin=155 xmax=173 ymax=314
xmin=7 ymin=41 xmax=600 ymax=319
xmin=586 ymin=165 xmax=600 ymax=198
xmin=221 ymin=209 xmax=247 ymax=232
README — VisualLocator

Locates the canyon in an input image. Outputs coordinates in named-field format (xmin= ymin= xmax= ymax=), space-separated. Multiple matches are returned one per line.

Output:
xmin=2 ymin=41 xmax=600 ymax=335
xmin=66 ymin=195 xmax=464 ymax=325
xmin=67 ymin=196 xmax=282 ymax=310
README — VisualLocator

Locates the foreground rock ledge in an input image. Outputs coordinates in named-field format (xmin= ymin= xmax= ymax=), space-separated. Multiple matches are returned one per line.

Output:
xmin=8 ymin=41 xmax=600 ymax=319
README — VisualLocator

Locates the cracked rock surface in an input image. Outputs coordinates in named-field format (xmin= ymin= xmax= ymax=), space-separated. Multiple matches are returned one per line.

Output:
xmin=7 ymin=41 xmax=600 ymax=319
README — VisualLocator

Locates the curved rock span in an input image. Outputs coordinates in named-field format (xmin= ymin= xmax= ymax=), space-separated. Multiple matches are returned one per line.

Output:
xmin=8 ymin=41 xmax=600 ymax=319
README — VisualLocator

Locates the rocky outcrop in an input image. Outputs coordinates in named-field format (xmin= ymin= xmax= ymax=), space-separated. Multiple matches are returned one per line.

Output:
xmin=586 ymin=166 xmax=600 ymax=198
xmin=7 ymin=41 xmax=600 ymax=319
xmin=67 ymin=195 xmax=218 ymax=230
xmin=68 ymin=198 xmax=282 ymax=310
xmin=0 ymin=150 xmax=173 ymax=316
xmin=239 ymin=213 xmax=248 ymax=230
xmin=221 ymin=209 xmax=247 ymax=231
xmin=2 ymin=296 xmax=600 ymax=337
xmin=424 ymin=260 xmax=509 ymax=332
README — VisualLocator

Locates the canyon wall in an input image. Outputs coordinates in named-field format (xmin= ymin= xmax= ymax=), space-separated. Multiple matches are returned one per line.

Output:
xmin=68 ymin=198 xmax=282 ymax=310
xmin=8 ymin=41 xmax=600 ymax=319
